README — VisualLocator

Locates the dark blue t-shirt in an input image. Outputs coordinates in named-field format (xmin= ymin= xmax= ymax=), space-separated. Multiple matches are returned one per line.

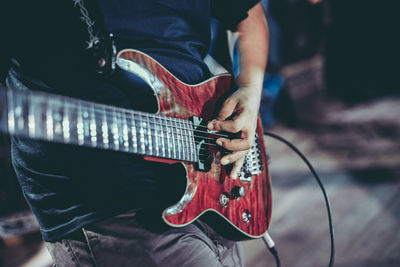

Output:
xmin=4 ymin=0 xmax=259 ymax=242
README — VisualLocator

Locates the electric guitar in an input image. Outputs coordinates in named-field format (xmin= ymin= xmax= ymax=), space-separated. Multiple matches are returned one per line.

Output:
xmin=0 ymin=49 xmax=272 ymax=239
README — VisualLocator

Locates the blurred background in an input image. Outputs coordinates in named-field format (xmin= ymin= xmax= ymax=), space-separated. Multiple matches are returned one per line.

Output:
xmin=1 ymin=0 xmax=399 ymax=266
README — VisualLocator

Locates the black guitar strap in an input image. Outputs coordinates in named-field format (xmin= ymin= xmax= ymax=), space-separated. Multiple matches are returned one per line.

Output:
xmin=72 ymin=0 xmax=117 ymax=76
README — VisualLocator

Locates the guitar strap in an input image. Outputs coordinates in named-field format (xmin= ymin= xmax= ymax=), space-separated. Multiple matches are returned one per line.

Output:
xmin=72 ymin=0 xmax=117 ymax=76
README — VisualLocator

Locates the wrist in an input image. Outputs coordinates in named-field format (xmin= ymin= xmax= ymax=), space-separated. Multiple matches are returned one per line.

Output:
xmin=236 ymin=68 xmax=264 ymax=92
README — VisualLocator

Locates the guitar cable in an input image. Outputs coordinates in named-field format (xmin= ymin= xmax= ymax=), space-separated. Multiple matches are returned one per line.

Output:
xmin=263 ymin=232 xmax=281 ymax=267
xmin=262 ymin=131 xmax=335 ymax=267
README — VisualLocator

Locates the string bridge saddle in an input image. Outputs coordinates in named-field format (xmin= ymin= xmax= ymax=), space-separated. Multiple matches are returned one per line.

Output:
xmin=238 ymin=133 xmax=264 ymax=182
xmin=190 ymin=117 xmax=264 ymax=180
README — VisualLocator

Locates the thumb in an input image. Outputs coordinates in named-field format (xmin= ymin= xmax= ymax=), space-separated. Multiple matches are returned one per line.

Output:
xmin=217 ymin=98 xmax=238 ymax=121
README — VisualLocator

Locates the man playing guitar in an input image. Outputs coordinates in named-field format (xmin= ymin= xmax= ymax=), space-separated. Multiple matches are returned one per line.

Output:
xmin=0 ymin=0 xmax=268 ymax=266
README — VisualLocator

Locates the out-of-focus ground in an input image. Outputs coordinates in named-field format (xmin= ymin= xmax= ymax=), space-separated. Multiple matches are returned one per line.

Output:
xmin=1 ymin=56 xmax=399 ymax=267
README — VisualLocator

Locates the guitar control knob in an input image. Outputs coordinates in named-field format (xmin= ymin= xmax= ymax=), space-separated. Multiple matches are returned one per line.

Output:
xmin=219 ymin=193 xmax=229 ymax=207
xmin=232 ymin=186 xmax=246 ymax=199
xmin=242 ymin=210 xmax=251 ymax=223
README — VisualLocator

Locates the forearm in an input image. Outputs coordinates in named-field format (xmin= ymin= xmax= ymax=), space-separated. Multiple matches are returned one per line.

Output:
xmin=235 ymin=3 xmax=269 ymax=100
xmin=207 ymin=3 xmax=269 ymax=178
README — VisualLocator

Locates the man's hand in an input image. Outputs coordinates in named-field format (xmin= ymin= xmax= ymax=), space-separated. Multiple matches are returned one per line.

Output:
xmin=207 ymin=87 xmax=260 ymax=179
xmin=207 ymin=2 xmax=268 ymax=179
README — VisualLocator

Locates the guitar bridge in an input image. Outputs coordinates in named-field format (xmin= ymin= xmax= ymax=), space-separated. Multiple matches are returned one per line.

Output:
xmin=238 ymin=133 xmax=264 ymax=182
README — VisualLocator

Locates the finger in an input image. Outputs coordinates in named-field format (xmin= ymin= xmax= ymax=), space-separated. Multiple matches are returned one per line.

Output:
xmin=220 ymin=150 xmax=248 ymax=166
xmin=216 ymin=137 xmax=251 ymax=151
xmin=212 ymin=114 xmax=248 ymax=133
xmin=217 ymin=98 xmax=238 ymax=121
xmin=230 ymin=157 xmax=245 ymax=179
xmin=207 ymin=99 xmax=238 ymax=131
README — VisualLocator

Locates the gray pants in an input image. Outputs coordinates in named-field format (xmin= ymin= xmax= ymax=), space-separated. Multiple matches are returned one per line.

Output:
xmin=46 ymin=210 xmax=244 ymax=267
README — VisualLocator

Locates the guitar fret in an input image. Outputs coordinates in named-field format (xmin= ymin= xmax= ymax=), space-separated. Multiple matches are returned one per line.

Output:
xmin=177 ymin=119 xmax=184 ymax=161
xmin=130 ymin=112 xmax=138 ymax=153
xmin=187 ymin=122 xmax=192 ymax=161
xmin=121 ymin=110 xmax=129 ymax=152
xmin=100 ymin=105 xmax=108 ymax=149
xmin=187 ymin=121 xmax=194 ymax=162
xmin=164 ymin=117 xmax=171 ymax=159
xmin=178 ymin=119 xmax=185 ymax=161
xmin=62 ymin=98 xmax=70 ymax=143
xmin=183 ymin=120 xmax=190 ymax=162
xmin=181 ymin=120 xmax=189 ymax=161
xmin=36 ymin=95 xmax=47 ymax=140
xmin=189 ymin=122 xmax=197 ymax=162
xmin=138 ymin=113 xmax=145 ymax=154
xmin=190 ymin=121 xmax=196 ymax=162
xmin=46 ymin=98 xmax=54 ymax=141
xmin=28 ymin=92 xmax=36 ymax=138
xmin=175 ymin=118 xmax=182 ymax=160
xmin=9 ymin=89 xmax=28 ymax=137
xmin=51 ymin=98 xmax=64 ymax=143
xmin=169 ymin=118 xmax=177 ymax=159
xmin=184 ymin=121 xmax=189 ymax=161
xmin=159 ymin=117 xmax=166 ymax=158
xmin=153 ymin=115 xmax=160 ymax=157
xmin=146 ymin=114 xmax=153 ymax=156
xmin=89 ymin=103 xmax=97 ymax=147
xmin=172 ymin=118 xmax=178 ymax=159
xmin=77 ymin=102 xmax=85 ymax=145
xmin=83 ymin=105 xmax=91 ymax=145
xmin=111 ymin=107 xmax=120 ymax=150
xmin=16 ymin=95 xmax=25 ymax=132
xmin=118 ymin=108 xmax=127 ymax=151
xmin=180 ymin=120 xmax=186 ymax=161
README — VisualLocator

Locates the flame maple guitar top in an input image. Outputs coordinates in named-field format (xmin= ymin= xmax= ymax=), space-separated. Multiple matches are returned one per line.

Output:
xmin=117 ymin=49 xmax=272 ymax=239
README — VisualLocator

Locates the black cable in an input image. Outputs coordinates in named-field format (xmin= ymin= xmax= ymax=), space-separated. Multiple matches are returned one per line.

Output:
xmin=263 ymin=130 xmax=335 ymax=267
xmin=263 ymin=233 xmax=281 ymax=267
xmin=268 ymin=247 xmax=281 ymax=267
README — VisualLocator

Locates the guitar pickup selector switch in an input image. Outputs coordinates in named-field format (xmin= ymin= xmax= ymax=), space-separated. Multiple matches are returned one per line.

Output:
xmin=231 ymin=186 xmax=246 ymax=199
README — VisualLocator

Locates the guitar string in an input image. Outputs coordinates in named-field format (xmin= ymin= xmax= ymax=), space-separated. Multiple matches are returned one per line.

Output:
xmin=11 ymin=91 xmax=231 ymax=141
xmin=36 ymin=91 xmax=230 ymax=138
xmin=10 ymin=98 xmax=222 ymax=149
xmin=8 ymin=91 xmax=239 ymax=159
xmin=8 ymin=107 xmax=233 ymax=162
xmin=54 ymin=106 xmax=221 ymax=145
xmin=42 ymin=96 xmax=230 ymax=139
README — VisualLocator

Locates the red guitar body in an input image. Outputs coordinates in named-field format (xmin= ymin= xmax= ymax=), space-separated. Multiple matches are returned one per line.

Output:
xmin=117 ymin=49 xmax=272 ymax=239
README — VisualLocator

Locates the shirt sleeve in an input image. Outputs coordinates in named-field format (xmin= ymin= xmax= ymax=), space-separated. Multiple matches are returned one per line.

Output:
xmin=211 ymin=0 xmax=260 ymax=30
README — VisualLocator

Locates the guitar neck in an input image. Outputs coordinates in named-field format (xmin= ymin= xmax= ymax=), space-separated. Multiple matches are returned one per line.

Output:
xmin=0 ymin=87 xmax=198 ymax=163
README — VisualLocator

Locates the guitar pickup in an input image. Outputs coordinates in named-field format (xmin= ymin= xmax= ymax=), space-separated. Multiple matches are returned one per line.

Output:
xmin=190 ymin=116 xmax=211 ymax=172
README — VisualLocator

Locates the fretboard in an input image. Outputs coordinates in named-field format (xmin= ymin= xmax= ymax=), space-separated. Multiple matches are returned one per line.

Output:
xmin=0 ymin=88 xmax=198 ymax=163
